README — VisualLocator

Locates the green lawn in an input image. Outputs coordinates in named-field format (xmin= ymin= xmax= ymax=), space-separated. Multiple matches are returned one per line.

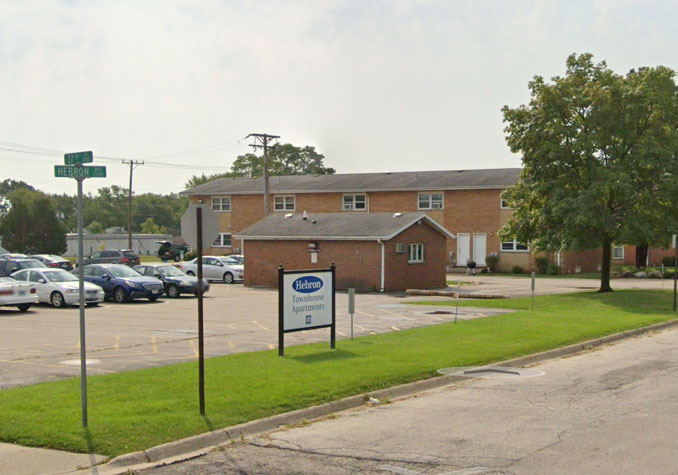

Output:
xmin=0 ymin=290 xmax=675 ymax=457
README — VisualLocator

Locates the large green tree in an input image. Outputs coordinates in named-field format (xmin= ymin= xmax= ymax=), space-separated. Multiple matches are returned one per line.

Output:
xmin=0 ymin=179 xmax=34 ymax=217
xmin=0 ymin=189 xmax=67 ymax=254
xmin=501 ymin=53 xmax=678 ymax=292
xmin=185 ymin=143 xmax=335 ymax=188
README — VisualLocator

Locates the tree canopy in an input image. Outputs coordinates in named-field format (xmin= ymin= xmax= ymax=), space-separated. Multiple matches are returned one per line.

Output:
xmin=185 ymin=143 xmax=334 ymax=188
xmin=501 ymin=53 xmax=678 ymax=292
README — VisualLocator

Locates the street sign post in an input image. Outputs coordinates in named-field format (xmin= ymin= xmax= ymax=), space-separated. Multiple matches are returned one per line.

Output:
xmin=64 ymin=151 xmax=93 ymax=165
xmin=180 ymin=203 xmax=220 ymax=415
xmin=55 ymin=154 xmax=106 ymax=428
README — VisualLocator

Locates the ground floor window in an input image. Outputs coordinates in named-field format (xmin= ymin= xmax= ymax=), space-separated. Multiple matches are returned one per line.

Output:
xmin=408 ymin=243 xmax=424 ymax=263
xmin=501 ymin=238 xmax=529 ymax=252
xmin=612 ymin=245 xmax=624 ymax=259
xmin=213 ymin=233 xmax=232 ymax=248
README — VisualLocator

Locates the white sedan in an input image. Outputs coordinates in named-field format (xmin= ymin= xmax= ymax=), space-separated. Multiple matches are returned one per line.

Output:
xmin=0 ymin=276 xmax=38 ymax=312
xmin=11 ymin=268 xmax=105 ymax=308
xmin=178 ymin=256 xmax=244 ymax=283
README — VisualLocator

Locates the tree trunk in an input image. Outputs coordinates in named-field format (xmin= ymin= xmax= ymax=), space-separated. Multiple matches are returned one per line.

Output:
xmin=635 ymin=244 xmax=648 ymax=268
xmin=599 ymin=238 xmax=613 ymax=293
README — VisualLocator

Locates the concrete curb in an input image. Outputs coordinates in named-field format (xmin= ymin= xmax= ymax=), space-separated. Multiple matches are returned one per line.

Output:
xmin=101 ymin=318 xmax=678 ymax=473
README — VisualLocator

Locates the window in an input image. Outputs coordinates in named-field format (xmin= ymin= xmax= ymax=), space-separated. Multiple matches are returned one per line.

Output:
xmin=418 ymin=192 xmax=443 ymax=210
xmin=211 ymin=197 xmax=231 ymax=212
xmin=500 ymin=197 xmax=511 ymax=209
xmin=408 ymin=243 xmax=424 ymax=263
xmin=342 ymin=194 xmax=366 ymax=211
xmin=395 ymin=243 xmax=406 ymax=254
xmin=274 ymin=195 xmax=295 ymax=211
xmin=501 ymin=238 xmax=529 ymax=252
xmin=213 ymin=233 xmax=232 ymax=248
xmin=612 ymin=245 xmax=624 ymax=260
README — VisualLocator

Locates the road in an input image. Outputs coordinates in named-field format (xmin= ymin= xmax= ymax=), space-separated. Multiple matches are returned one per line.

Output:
xmin=140 ymin=326 xmax=678 ymax=474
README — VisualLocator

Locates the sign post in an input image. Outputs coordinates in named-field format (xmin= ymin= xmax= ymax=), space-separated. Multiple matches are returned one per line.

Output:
xmin=278 ymin=263 xmax=336 ymax=356
xmin=54 ymin=152 xmax=106 ymax=428
xmin=348 ymin=288 xmax=355 ymax=340
xmin=180 ymin=203 xmax=220 ymax=414
xmin=673 ymin=234 xmax=677 ymax=312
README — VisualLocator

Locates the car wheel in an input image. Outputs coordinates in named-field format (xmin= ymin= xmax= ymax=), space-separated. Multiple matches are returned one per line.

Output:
xmin=148 ymin=296 xmax=159 ymax=302
xmin=17 ymin=303 xmax=31 ymax=312
xmin=50 ymin=291 xmax=66 ymax=308
xmin=167 ymin=284 xmax=180 ymax=298
xmin=87 ymin=302 xmax=99 ymax=307
xmin=114 ymin=286 xmax=128 ymax=303
xmin=186 ymin=271 xmax=195 ymax=276
xmin=223 ymin=272 xmax=234 ymax=284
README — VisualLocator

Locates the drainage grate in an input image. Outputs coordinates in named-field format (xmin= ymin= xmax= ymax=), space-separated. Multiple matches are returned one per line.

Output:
xmin=437 ymin=366 xmax=545 ymax=378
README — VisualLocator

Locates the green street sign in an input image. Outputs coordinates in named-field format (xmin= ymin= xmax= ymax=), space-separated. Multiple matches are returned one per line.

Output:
xmin=64 ymin=151 xmax=94 ymax=165
xmin=54 ymin=165 xmax=107 ymax=178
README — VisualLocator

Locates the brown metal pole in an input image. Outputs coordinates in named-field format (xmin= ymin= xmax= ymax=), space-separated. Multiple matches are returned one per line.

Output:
xmin=197 ymin=207 xmax=205 ymax=414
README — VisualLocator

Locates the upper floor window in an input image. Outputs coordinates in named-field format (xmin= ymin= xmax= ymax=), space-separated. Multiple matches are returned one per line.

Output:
xmin=342 ymin=194 xmax=366 ymax=211
xmin=408 ymin=243 xmax=424 ymax=263
xmin=500 ymin=197 xmax=511 ymax=209
xmin=274 ymin=195 xmax=295 ymax=211
xmin=501 ymin=238 xmax=529 ymax=252
xmin=211 ymin=197 xmax=231 ymax=212
xmin=213 ymin=233 xmax=232 ymax=248
xmin=612 ymin=245 xmax=624 ymax=260
xmin=418 ymin=192 xmax=443 ymax=210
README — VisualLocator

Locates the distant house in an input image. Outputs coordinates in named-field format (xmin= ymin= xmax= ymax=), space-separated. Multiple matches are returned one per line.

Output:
xmin=235 ymin=212 xmax=454 ymax=292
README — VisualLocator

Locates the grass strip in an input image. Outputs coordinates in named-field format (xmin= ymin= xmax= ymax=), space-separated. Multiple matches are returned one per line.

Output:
xmin=0 ymin=290 xmax=675 ymax=457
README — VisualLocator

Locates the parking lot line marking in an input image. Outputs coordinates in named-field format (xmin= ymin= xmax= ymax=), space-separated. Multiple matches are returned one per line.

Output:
xmin=252 ymin=320 xmax=269 ymax=331
xmin=391 ymin=326 xmax=401 ymax=331
xmin=427 ymin=315 xmax=444 ymax=321
xmin=152 ymin=336 xmax=158 ymax=354
xmin=267 ymin=344 xmax=274 ymax=350
xmin=188 ymin=339 xmax=199 ymax=357
xmin=227 ymin=324 xmax=236 ymax=330
xmin=380 ymin=308 xmax=415 ymax=320
xmin=114 ymin=336 xmax=120 ymax=351
xmin=337 ymin=330 xmax=346 ymax=337
xmin=357 ymin=310 xmax=375 ymax=317
xmin=356 ymin=325 xmax=369 ymax=332
xmin=226 ymin=340 xmax=235 ymax=350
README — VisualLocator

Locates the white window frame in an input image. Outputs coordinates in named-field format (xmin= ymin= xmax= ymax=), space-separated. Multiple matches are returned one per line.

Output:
xmin=501 ymin=238 xmax=529 ymax=253
xmin=408 ymin=243 xmax=424 ymax=263
xmin=500 ymin=197 xmax=511 ymax=209
xmin=274 ymin=195 xmax=295 ymax=211
xmin=213 ymin=233 xmax=232 ymax=248
xmin=417 ymin=192 xmax=444 ymax=210
xmin=342 ymin=194 xmax=367 ymax=211
xmin=211 ymin=196 xmax=231 ymax=212
xmin=612 ymin=245 xmax=624 ymax=260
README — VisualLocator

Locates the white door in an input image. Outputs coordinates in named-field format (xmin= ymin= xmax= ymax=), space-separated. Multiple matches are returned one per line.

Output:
xmin=456 ymin=233 xmax=470 ymax=266
xmin=473 ymin=233 xmax=487 ymax=266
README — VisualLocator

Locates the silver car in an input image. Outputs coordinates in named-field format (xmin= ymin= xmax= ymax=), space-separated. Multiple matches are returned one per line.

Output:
xmin=178 ymin=256 xmax=244 ymax=283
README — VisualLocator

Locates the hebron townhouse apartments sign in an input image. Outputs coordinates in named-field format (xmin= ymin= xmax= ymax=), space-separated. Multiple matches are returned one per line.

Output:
xmin=278 ymin=264 xmax=336 ymax=356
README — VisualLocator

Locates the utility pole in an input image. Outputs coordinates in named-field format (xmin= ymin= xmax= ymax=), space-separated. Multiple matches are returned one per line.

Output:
xmin=247 ymin=133 xmax=280 ymax=216
xmin=122 ymin=160 xmax=144 ymax=249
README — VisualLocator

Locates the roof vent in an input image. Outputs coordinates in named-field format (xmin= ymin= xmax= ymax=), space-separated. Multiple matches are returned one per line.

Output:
xmin=393 ymin=212 xmax=402 ymax=218
xmin=284 ymin=213 xmax=293 ymax=219
xmin=302 ymin=210 xmax=308 ymax=220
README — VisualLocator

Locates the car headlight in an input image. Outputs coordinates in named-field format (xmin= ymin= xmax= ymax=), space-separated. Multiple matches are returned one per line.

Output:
xmin=179 ymin=281 xmax=192 ymax=286
xmin=65 ymin=289 xmax=79 ymax=294
xmin=124 ymin=280 xmax=141 ymax=288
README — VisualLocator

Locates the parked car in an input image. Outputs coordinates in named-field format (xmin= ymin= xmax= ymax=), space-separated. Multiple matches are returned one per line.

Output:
xmin=156 ymin=241 xmax=189 ymax=262
xmin=83 ymin=250 xmax=140 ymax=267
xmin=177 ymin=256 xmax=244 ymax=283
xmin=11 ymin=268 xmax=104 ymax=308
xmin=0 ymin=276 xmax=38 ymax=312
xmin=0 ymin=253 xmax=28 ymax=260
xmin=29 ymin=254 xmax=74 ymax=271
xmin=228 ymin=254 xmax=244 ymax=265
xmin=134 ymin=264 xmax=210 ymax=298
xmin=81 ymin=264 xmax=164 ymax=303
xmin=0 ymin=258 xmax=47 ymax=277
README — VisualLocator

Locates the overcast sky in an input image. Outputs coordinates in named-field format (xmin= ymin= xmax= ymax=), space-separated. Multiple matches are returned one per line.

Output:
xmin=2 ymin=0 xmax=677 ymax=196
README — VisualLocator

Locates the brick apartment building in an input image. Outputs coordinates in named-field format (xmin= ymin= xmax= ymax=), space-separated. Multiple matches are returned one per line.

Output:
xmin=181 ymin=168 xmax=672 ymax=273
xmin=235 ymin=212 xmax=453 ymax=291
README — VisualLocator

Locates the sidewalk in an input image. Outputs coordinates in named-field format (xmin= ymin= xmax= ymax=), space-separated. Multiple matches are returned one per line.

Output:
xmin=0 ymin=443 xmax=106 ymax=475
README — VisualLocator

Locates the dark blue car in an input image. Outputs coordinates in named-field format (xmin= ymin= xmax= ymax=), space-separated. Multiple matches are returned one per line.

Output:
xmin=81 ymin=264 xmax=164 ymax=303
xmin=134 ymin=264 xmax=210 ymax=298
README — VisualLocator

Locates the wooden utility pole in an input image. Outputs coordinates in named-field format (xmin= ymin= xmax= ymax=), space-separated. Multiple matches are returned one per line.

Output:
xmin=247 ymin=133 xmax=279 ymax=216
xmin=122 ymin=159 xmax=144 ymax=249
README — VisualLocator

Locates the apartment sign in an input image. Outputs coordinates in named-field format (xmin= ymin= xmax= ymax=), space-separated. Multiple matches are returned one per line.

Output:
xmin=278 ymin=265 xmax=336 ymax=356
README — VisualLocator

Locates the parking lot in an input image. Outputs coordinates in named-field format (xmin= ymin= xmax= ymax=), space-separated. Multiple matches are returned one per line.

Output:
xmin=0 ymin=282 xmax=509 ymax=389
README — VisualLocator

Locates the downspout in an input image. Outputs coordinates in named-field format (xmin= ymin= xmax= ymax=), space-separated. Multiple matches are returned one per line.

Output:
xmin=377 ymin=238 xmax=385 ymax=292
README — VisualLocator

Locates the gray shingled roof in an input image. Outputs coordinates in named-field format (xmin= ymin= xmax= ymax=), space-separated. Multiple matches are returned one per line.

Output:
xmin=235 ymin=212 xmax=455 ymax=241
xmin=182 ymin=168 xmax=521 ymax=196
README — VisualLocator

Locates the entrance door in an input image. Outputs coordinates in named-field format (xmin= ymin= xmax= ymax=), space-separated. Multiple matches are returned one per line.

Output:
xmin=456 ymin=233 xmax=470 ymax=266
xmin=473 ymin=233 xmax=487 ymax=266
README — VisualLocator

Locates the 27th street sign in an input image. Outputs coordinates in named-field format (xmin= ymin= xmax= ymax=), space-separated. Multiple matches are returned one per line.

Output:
xmin=54 ymin=165 xmax=107 ymax=178
xmin=64 ymin=151 xmax=93 ymax=165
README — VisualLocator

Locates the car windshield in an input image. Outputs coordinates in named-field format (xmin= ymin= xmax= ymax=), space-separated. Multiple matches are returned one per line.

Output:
xmin=19 ymin=260 xmax=47 ymax=268
xmin=107 ymin=266 xmax=142 ymax=278
xmin=44 ymin=270 xmax=78 ymax=282
xmin=219 ymin=257 xmax=240 ymax=265
xmin=158 ymin=266 xmax=186 ymax=277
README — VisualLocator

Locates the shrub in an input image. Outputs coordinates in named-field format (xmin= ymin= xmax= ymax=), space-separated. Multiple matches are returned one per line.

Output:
xmin=511 ymin=265 xmax=525 ymax=274
xmin=485 ymin=255 xmax=499 ymax=272
xmin=662 ymin=256 xmax=676 ymax=267
xmin=663 ymin=271 xmax=677 ymax=279
xmin=547 ymin=263 xmax=560 ymax=275
xmin=183 ymin=250 xmax=197 ymax=261
xmin=535 ymin=257 xmax=549 ymax=274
